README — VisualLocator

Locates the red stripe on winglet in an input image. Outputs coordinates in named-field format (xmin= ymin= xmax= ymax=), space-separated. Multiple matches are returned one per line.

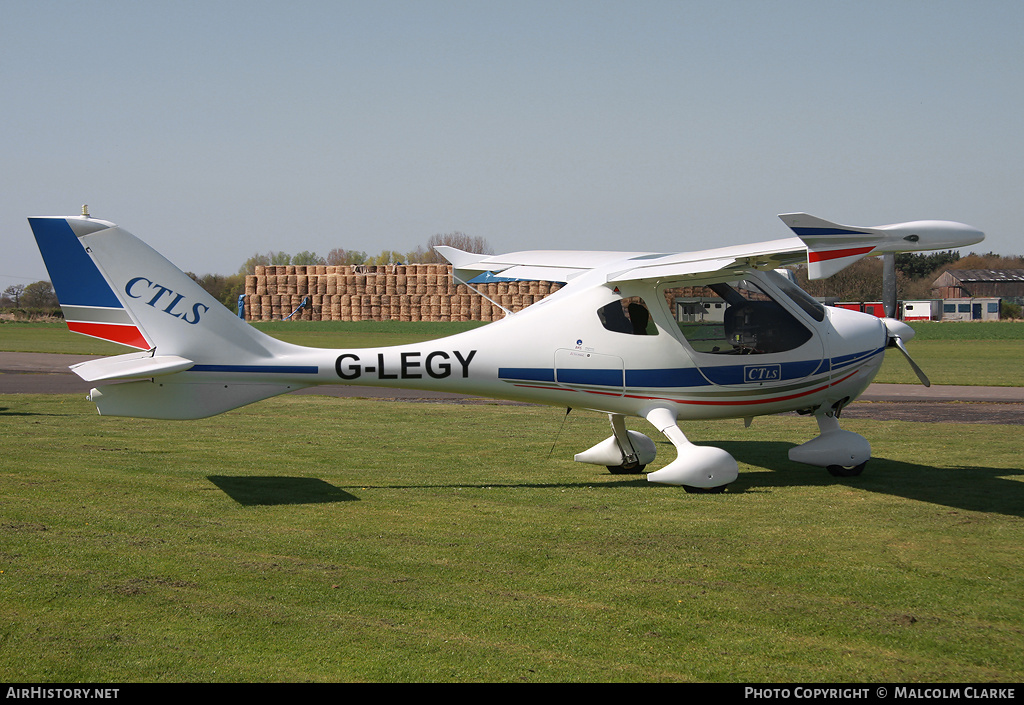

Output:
xmin=67 ymin=321 xmax=150 ymax=350
xmin=808 ymin=246 xmax=875 ymax=263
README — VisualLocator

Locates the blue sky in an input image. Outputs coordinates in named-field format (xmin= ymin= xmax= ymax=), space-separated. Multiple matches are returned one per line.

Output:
xmin=3 ymin=1 xmax=1022 ymax=293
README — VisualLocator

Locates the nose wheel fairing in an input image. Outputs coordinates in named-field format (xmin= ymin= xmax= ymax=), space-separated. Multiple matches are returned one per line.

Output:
xmin=788 ymin=411 xmax=871 ymax=475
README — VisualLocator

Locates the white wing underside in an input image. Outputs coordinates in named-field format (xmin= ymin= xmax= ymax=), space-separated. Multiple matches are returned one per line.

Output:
xmin=435 ymin=237 xmax=807 ymax=286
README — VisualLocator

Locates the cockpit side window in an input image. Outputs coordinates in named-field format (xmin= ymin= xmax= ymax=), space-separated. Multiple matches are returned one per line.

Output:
xmin=661 ymin=279 xmax=812 ymax=354
xmin=598 ymin=297 xmax=657 ymax=336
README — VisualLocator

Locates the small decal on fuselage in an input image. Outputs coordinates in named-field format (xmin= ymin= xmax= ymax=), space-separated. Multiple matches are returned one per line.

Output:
xmin=335 ymin=350 xmax=477 ymax=381
xmin=743 ymin=364 xmax=782 ymax=383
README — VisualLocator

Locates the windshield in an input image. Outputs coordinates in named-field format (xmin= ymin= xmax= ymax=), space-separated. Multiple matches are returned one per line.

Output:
xmin=660 ymin=277 xmax=813 ymax=354
xmin=765 ymin=270 xmax=826 ymax=322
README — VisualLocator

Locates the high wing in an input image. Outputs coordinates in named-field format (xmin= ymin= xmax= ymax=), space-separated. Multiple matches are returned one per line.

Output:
xmin=605 ymin=237 xmax=807 ymax=283
xmin=435 ymin=238 xmax=806 ymax=286
xmin=434 ymin=246 xmax=655 ymax=284
xmin=437 ymin=213 xmax=984 ymax=284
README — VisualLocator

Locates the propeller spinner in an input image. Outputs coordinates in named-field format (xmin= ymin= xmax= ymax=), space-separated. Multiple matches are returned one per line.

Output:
xmin=881 ymin=318 xmax=931 ymax=387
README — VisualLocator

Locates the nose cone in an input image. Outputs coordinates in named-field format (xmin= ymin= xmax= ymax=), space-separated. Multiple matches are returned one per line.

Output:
xmin=944 ymin=221 xmax=985 ymax=249
xmin=882 ymin=317 xmax=915 ymax=342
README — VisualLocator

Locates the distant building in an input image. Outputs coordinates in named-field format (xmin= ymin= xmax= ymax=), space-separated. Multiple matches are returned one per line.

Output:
xmin=929 ymin=269 xmax=1024 ymax=321
xmin=939 ymin=298 xmax=1002 ymax=321
xmin=901 ymin=300 xmax=940 ymax=321
xmin=931 ymin=269 xmax=1024 ymax=299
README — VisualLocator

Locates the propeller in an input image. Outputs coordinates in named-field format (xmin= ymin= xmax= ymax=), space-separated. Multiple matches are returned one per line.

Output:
xmin=881 ymin=318 xmax=930 ymax=387
xmin=879 ymin=252 xmax=930 ymax=386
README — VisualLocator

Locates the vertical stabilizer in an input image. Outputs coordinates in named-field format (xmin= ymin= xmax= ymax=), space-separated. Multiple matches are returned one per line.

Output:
xmin=29 ymin=215 xmax=293 ymax=361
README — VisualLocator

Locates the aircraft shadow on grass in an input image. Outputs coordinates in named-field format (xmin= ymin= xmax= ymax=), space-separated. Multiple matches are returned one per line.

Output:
xmin=0 ymin=406 xmax=56 ymax=417
xmin=715 ymin=439 xmax=1024 ymax=518
xmin=207 ymin=475 xmax=358 ymax=506
xmin=209 ymin=440 xmax=1023 ymax=518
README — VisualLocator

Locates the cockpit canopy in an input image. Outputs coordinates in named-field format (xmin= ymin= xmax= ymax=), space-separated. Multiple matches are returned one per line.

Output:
xmin=664 ymin=271 xmax=821 ymax=355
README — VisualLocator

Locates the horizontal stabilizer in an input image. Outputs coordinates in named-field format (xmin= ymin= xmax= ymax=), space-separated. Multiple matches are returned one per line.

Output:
xmin=88 ymin=379 xmax=306 ymax=419
xmin=70 ymin=352 xmax=194 ymax=382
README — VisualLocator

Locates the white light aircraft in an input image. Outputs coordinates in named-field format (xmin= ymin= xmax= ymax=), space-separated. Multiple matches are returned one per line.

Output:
xmin=29 ymin=211 xmax=983 ymax=492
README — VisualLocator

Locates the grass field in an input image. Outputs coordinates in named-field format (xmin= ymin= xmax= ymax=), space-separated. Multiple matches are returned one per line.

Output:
xmin=874 ymin=340 xmax=1024 ymax=386
xmin=873 ymin=321 xmax=1024 ymax=386
xmin=1 ymin=393 xmax=1022 ymax=682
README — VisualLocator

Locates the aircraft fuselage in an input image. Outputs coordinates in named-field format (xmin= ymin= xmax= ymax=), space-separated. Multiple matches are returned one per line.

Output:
xmin=170 ymin=269 xmax=888 ymax=423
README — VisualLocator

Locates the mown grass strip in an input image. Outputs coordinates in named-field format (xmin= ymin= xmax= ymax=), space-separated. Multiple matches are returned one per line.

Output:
xmin=1 ymin=393 xmax=1021 ymax=682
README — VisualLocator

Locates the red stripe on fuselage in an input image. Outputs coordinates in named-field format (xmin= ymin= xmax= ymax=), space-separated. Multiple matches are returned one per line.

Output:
xmin=808 ymin=246 xmax=875 ymax=263
xmin=511 ymin=370 xmax=863 ymax=407
xmin=622 ymin=371 xmax=859 ymax=406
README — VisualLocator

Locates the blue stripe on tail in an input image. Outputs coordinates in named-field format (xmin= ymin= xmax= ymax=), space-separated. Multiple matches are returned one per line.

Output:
xmin=29 ymin=218 xmax=122 ymax=308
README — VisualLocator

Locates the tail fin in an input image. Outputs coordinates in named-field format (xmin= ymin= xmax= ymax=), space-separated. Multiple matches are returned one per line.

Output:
xmin=779 ymin=213 xmax=984 ymax=279
xmin=30 ymin=215 xmax=288 ymax=359
xmin=30 ymin=215 xmax=306 ymax=419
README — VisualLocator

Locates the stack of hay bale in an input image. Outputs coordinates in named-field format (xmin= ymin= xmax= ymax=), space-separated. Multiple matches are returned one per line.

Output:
xmin=243 ymin=264 xmax=564 ymax=322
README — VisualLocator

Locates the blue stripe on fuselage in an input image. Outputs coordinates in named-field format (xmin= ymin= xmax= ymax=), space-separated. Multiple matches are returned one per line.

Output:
xmin=831 ymin=347 xmax=885 ymax=371
xmin=499 ymin=350 xmax=881 ymax=389
xmin=693 ymin=358 xmax=827 ymax=387
xmin=498 ymin=367 xmax=556 ymax=383
xmin=191 ymin=364 xmax=319 ymax=375
xmin=558 ymin=368 xmax=624 ymax=387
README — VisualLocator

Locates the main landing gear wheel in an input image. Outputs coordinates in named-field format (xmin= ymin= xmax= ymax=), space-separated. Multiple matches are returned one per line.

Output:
xmin=683 ymin=485 xmax=728 ymax=494
xmin=826 ymin=461 xmax=867 ymax=478
xmin=607 ymin=463 xmax=646 ymax=475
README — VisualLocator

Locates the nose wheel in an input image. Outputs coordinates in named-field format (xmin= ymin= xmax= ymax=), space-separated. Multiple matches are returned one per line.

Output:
xmin=826 ymin=461 xmax=867 ymax=477
xmin=683 ymin=484 xmax=729 ymax=494
xmin=607 ymin=461 xmax=647 ymax=475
